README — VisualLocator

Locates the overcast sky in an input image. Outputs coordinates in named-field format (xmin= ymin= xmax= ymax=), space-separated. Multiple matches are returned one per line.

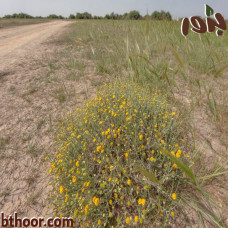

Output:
xmin=0 ymin=0 xmax=228 ymax=19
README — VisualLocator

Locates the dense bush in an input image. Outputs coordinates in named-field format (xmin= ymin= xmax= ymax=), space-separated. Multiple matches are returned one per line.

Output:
xmin=76 ymin=12 xmax=92 ymax=19
xmin=151 ymin=11 xmax=172 ymax=21
xmin=3 ymin=13 xmax=34 ymax=19
xmin=104 ymin=11 xmax=141 ymax=20
xmin=69 ymin=14 xmax=76 ymax=19
xmin=49 ymin=81 xmax=190 ymax=227
xmin=47 ymin=14 xmax=64 ymax=19
xmin=127 ymin=11 xmax=142 ymax=20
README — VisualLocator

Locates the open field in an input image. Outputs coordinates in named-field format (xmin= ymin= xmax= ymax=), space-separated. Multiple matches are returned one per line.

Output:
xmin=0 ymin=18 xmax=52 ymax=29
xmin=0 ymin=20 xmax=228 ymax=227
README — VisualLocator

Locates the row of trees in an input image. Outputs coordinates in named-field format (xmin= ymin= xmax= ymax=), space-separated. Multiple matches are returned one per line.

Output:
xmin=3 ymin=13 xmax=34 ymax=19
xmin=2 ymin=10 xmax=172 ymax=21
xmin=2 ymin=13 xmax=65 ymax=19
xmin=71 ymin=10 xmax=172 ymax=20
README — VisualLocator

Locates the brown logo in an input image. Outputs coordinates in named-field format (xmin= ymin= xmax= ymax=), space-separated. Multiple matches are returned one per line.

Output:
xmin=181 ymin=4 xmax=227 ymax=36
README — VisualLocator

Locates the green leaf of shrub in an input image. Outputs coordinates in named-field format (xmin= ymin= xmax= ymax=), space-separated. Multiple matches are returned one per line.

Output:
xmin=135 ymin=163 xmax=161 ymax=186
xmin=162 ymin=149 xmax=197 ymax=183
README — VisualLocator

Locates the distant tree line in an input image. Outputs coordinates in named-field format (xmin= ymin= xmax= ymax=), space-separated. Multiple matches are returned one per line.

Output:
xmin=3 ymin=13 xmax=35 ymax=19
xmin=70 ymin=10 xmax=172 ymax=20
xmin=1 ymin=10 xmax=172 ymax=21
xmin=2 ymin=13 xmax=66 ymax=19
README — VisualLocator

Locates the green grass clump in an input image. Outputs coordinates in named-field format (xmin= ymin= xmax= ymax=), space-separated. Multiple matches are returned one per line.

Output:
xmin=49 ymin=81 xmax=191 ymax=227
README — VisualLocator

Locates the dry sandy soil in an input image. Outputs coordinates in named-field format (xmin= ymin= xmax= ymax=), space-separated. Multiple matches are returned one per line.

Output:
xmin=0 ymin=21 xmax=70 ymax=71
xmin=0 ymin=20 xmax=95 ymax=219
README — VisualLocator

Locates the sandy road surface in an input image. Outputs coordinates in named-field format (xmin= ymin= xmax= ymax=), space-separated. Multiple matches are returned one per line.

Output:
xmin=0 ymin=21 xmax=73 ymax=219
xmin=0 ymin=21 xmax=71 ymax=71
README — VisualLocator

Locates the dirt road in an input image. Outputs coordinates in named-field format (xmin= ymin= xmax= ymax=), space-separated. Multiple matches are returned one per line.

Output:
xmin=0 ymin=21 xmax=71 ymax=71
xmin=0 ymin=21 xmax=74 ymax=219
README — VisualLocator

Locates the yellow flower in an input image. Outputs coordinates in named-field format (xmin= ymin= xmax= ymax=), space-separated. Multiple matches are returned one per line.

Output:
xmin=125 ymin=153 xmax=128 ymax=158
xmin=173 ymin=164 xmax=178 ymax=169
xmin=141 ymin=198 xmax=146 ymax=206
xmin=139 ymin=134 xmax=143 ymax=140
xmin=72 ymin=176 xmax=76 ymax=183
xmin=109 ymin=200 xmax=112 ymax=205
xmin=134 ymin=216 xmax=139 ymax=222
xmin=176 ymin=153 xmax=181 ymax=158
xmin=177 ymin=149 xmax=182 ymax=154
xmin=98 ymin=219 xmax=101 ymax=225
xmin=138 ymin=198 xmax=146 ymax=205
xmin=94 ymin=197 xmax=100 ymax=206
xmin=59 ymin=186 xmax=64 ymax=194
xmin=127 ymin=179 xmax=131 ymax=185
xmin=93 ymin=138 xmax=96 ymax=142
xmin=62 ymin=146 xmax=67 ymax=151
xmin=127 ymin=201 xmax=131 ymax=206
xmin=150 ymin=157 xmax=154 ymax=161
xmin=76 ymin=161 xmax=79 ymax=167
xmin=171 ymin=211 xmax=175 ymax=217
xmin=172 ymin=193 xmax=177 ymax=200
xmin=138 ymin=198 xmax=142 ymax=205
xmin=126 ymin=217 xmax=130 ymax=224
xmin=65 ymin=194 xmax=69 ymax=202
xmin=85 ymin=205 xmax=89 ymax=215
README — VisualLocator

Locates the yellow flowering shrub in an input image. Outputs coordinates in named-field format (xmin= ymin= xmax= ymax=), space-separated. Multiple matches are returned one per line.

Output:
xmin=49 ymin=81 xmax=190 ymax=227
